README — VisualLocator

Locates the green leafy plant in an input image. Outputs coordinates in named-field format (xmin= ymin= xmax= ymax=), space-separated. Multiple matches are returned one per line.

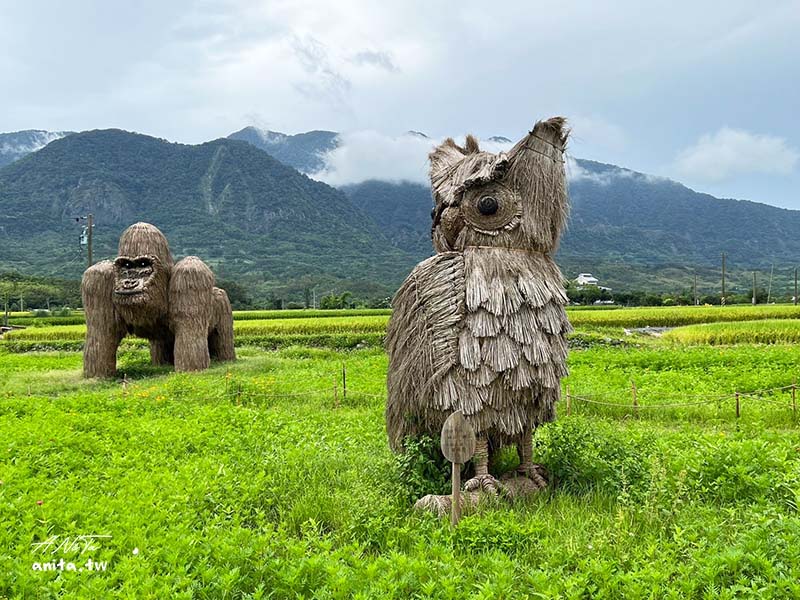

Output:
xmin=394 ymin=435 xmax=450 ymax=501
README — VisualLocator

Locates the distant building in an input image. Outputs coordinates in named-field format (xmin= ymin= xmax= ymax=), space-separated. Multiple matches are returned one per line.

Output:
xmin=576 ymin=273 xmax=599 ymax=286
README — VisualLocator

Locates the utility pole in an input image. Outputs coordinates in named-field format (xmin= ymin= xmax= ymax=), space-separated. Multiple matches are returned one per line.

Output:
xmin=721 ymin=252 xmax=726 ymax=305
xmin=693 ymin=274 xmax=698 ymax=306
xmin=767 ymin=263 xmax=774 ymax=304
xmin=752 ymin=271 xmax=757 ymax=305
xmin=87 ymin=213 xmax=94 ymax=268
xmin=795 ymin=268 xmax=798 ymax=306
xmin=76 ymin=214 xmax=94 ymax=268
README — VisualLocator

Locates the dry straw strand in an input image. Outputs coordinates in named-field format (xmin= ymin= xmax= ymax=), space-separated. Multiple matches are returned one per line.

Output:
xmin=82 ymin=222 xmax=235 ymax=378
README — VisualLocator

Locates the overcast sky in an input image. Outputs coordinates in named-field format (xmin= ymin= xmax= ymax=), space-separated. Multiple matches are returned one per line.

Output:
xmin=2 ymin=0 xmax=799 ymax=207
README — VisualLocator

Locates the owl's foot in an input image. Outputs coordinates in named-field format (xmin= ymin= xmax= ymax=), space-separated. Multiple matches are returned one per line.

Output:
xmin=463 ymin=474 xmax=510 ymax=497
xmin=514 ymin=463 xmax=549 ymax=490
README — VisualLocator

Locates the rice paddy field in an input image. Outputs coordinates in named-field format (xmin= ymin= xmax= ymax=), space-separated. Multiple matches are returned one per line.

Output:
xmin=2 ymin=305 xmax=800 ymax=598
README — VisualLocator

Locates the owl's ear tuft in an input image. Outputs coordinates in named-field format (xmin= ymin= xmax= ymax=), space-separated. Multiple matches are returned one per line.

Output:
xmin=441 ymin=137 xmax=459 ymax=150
xmin=429 ymin=137 xmax=468 ymax=180
xmin=464 ymin=134 xmax=480 ymax=154
xmin=533 ymin=117 xmax=570 ymax=149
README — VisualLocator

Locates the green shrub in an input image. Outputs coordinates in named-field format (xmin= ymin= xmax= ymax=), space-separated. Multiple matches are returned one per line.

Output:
xmin=533 ymin=418 xmax=656 ymax=499
xmin=394 ymin=435 xmax=449 ymax=502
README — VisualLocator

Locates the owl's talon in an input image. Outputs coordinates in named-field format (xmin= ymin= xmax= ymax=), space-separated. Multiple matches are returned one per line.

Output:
xmin=516 ymin=464 xmax=549 ymax=489
xmin=463 ymin=474 xmax=509 ymax=497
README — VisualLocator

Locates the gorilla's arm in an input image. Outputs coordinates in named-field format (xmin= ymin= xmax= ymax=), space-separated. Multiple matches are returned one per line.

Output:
xmin=168 ymin=256 xmax=214 ymax=372
xmin=82 ymin=261 xmax=126 ymax=378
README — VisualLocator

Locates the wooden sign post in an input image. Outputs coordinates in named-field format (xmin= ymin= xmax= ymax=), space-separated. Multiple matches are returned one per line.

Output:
xmin=440 ymin=410 xmax=476 ymax=526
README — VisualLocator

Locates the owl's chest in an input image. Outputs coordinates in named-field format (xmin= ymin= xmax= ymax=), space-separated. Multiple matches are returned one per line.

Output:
xmin=455 ymin=247 xmax=568 ymax=381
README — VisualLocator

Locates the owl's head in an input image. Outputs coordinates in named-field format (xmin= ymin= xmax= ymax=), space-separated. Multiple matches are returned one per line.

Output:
xmin=428 ymin=117 xmax=569 ymax=254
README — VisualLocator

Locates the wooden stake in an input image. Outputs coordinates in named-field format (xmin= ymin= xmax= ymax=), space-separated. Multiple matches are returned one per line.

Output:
xmin=792 ymin=379 xmax=797 ymax=420
xmin=631 ymin=380 xmax=638 ymax=417
xmin=735 ymin=392 xmax=740 ymax=419
xmin=440 ymin=411 xmax=476 ymax=527
xmin=342 ymin=362 xmax=347 ymax=402
xmin=451 ymin=463 xmax=461 ymax=527
xmin=566 ymin=384 xmax=572 ymax=416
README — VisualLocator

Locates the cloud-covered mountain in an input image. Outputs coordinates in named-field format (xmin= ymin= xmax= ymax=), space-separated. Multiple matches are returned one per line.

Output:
xmin=229 ymin=126 xmax=800 ymax=293
xmin=0 ymin=129 xmax=412 ymax=299
xmin=0 ymin=130 xmax=73 ymax=168
xmin=227 ymin=127 xmax=338 ymax=174
xmin=3 ymin=124 xmax=798 ymax=298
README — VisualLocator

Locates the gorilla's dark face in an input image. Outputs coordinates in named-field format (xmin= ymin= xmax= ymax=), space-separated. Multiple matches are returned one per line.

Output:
xmin=113 ymin=255 xmax=162 ymax=305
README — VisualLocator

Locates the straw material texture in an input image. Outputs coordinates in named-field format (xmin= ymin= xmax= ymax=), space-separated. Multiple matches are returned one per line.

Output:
xmin=82 ymin=222 xmax=235 ymax=377
xmin=386 ymin=118 xmax=571 ymax=454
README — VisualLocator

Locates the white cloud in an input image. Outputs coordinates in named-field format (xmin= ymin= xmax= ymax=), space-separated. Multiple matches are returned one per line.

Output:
xmin=310 ymin=131 xmax=516 ymax=186
xmin=310 ymin=130 xmax=433 ymax=185
xmin=566 ymin=156 xmax=668 ymax=186
xmin=566 ymin=156 xmax=632 ymax=185
xmin=674 ymin=127 xmax=799 ymax=182
xmin=0 ymin=130 xmax=69 ymax=156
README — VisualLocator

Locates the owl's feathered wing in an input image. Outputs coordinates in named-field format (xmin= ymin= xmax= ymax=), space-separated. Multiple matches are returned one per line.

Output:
xmin=386 ymin=247 xmax=570 ymax=451
xmin=385 ymin=252 xmax=465 ymax=451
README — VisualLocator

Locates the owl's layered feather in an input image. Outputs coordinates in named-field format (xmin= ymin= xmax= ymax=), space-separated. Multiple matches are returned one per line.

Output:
xmin=386 ymin=246 xmax=570 ymax=450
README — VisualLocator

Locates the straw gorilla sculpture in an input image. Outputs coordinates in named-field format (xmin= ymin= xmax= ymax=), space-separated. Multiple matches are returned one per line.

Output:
xmin=82 ymin=222 xmax=235 ymax=378
xmin=386 ymin=118 xmax=572 ymax=499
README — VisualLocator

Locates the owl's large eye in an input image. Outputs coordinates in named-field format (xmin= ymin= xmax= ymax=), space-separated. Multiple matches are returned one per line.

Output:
xmin=477 ymin=196 xmax=498 ymax=215
xmin=460 ymin=183 xmax=521 ymax=235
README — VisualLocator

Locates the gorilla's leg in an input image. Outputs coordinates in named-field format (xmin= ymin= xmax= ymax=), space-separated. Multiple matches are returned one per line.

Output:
xmin=149 ymin=337 xmax=174 ymax=366
xmin=169 ymin=257 xmax=213 ymax=372
xmin=208 ymin=288 xmax=235 ymax=362
xmin=82 ymin=261 xmax=125 ymax=378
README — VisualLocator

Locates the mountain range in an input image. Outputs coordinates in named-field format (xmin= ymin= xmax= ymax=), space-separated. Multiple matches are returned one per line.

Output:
xmin=0 ymin=130 xmax=411 ymax=300
xmin=1 ymin=126 xmax=798 ymax=301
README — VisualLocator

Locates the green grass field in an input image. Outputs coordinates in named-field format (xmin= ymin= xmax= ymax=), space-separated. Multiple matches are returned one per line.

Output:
xmin=2 ymin=306 xmax=800 ymax=598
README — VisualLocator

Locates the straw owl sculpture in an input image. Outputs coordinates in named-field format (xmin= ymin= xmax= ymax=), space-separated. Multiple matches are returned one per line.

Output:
xmin=386 ymin=118 xmax=572 ymax=495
